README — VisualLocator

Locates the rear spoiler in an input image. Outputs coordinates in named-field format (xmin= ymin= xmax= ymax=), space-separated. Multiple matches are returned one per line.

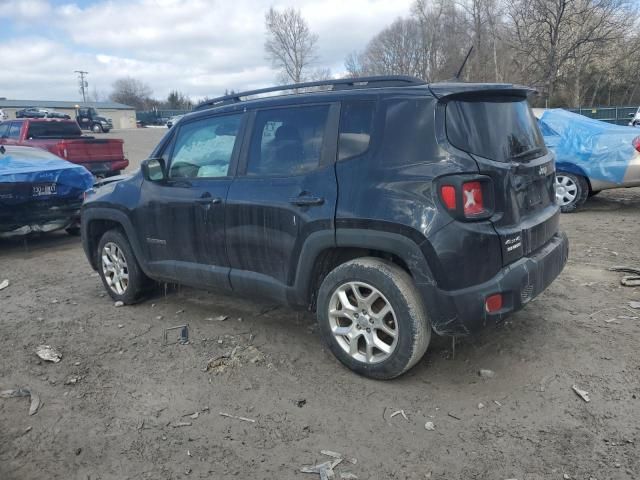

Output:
xmin=428 ymin=82 xmax=537 ymax=99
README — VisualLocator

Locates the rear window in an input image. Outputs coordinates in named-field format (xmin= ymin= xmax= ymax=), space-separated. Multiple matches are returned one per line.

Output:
xmin=26 ymin=122 xmax=82 ymax=139
xmin=446 ymin=97 xmax=545 ymax=162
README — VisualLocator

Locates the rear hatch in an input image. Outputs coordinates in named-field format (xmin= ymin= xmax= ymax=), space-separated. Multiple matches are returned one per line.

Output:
xmin=432 ymin=84 xmax=558 ymax=266
xmin=61 ymin=138 xmax=125 ymax=163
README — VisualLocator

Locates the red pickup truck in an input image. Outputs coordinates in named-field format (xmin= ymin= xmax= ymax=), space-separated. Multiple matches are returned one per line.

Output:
xmin=0 ymin=118 xmax=128 ymax=176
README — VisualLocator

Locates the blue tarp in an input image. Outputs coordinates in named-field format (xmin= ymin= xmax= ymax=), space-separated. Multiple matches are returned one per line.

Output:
xmin=539 ymin=109 xmax=639 ymax=185
xmin=0 ymin=145 xmax=93 ymax=204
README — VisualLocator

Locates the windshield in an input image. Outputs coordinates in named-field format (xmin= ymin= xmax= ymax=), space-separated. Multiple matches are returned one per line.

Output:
xmin=446 ymin=96 xmax=546 ymax=162
xmin=27 ymin=122 xmax=82 ymax=138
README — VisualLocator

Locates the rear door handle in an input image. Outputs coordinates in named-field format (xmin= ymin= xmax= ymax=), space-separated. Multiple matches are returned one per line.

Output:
xmin=196 ymin=196 xmax=222 ymax=205
xmin=289 ymin=195 xmax=325 ymax=206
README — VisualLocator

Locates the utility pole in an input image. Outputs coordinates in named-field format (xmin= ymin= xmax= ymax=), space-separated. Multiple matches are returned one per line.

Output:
xmin=75 ymin=70 xmax=88 ymax=103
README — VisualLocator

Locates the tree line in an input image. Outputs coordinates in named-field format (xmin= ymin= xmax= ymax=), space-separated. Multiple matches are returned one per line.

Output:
xmin=106 ymin=0 xmax=640 ymax=110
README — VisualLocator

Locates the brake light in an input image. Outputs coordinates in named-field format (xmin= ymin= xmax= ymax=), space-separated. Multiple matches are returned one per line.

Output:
xmin=462 ymin=181 xmax=484 ymax=216
xmin=440 ymin=185 xmax=456 ymax=210
xmin=633 ymin=136 xmax=640 ymax=153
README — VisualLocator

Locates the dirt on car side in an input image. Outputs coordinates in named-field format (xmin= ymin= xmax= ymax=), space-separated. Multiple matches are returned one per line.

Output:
xmin=1 ymin=187 xmax=639 ymax=479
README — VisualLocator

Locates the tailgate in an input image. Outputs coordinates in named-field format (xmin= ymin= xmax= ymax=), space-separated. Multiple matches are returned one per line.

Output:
xmin=63 ymin=138 xmax=125 ymax=163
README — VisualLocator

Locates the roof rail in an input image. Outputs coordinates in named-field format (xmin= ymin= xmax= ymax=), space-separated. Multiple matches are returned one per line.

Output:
xmin=195 ymin=75 xmax=425 ymax=111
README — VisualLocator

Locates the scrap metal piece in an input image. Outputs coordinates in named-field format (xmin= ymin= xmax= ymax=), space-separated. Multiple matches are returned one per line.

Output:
xmin=0 ymin=388 xmax=41 ymax=415
xmin=572 ymin=385 xmax=591 ymax=402
xmin=163 ymin=324 xmax=189 ymax=345
xmin=219 ymin=412 xmax=255 ymax=423
xmin=0 ymin=279 xmax=9 ymax=290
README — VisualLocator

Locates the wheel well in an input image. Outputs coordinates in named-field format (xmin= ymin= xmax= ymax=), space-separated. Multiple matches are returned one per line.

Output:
xmin=307 ymin=247 xmax=412 ymax=310
xmin=86 ymin=219 xmax=122 ymax=268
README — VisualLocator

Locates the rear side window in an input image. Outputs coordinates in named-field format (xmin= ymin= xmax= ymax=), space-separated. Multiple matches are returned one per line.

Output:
xmin=8 ymin=122 xmax=21 ymax=139
xmin=27 ymin=122 xmax=81 ymax=138
xmin=339 ymin=101 xmax=374 ymax=161
xmin=247 ymin=105 xmax=330 ymax=176
xmin=446 ymin=97 xmax=545 ymax=162
xmin=380 ymin=98 xmax=440 ymax=166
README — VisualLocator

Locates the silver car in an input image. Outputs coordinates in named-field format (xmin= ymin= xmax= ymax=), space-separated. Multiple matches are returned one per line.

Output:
xmin=629 ymin=107 xmax=640 ymax=127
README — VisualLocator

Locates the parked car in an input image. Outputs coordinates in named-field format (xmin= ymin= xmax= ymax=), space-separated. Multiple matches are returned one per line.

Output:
xmin=0 ymin=144 xmax=93 ymax=237
xmin=166 ymin=115 xmax=184 ymax=128
xmin=16 ymin=107 xmax=48 ymax=118
xmin=629 ymin=107 xmax=640 ymax=127
xmin=76 ymin=107 xmax=113 ymax=133
xmin=81 ymin=76 xmax=568 ymax=379
xmin=536 ymin=109 xmax=640 ymax=212
xmin=0 ymin=118 xmax=128 ymax=177
xmin=0 ymin=109 xmax=7 ymax=121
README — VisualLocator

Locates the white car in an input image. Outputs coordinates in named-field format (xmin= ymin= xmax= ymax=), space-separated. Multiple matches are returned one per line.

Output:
xmin=629 ymin=107 xmax=640 ymax=127
xmin=0 ymin=109 xmax=7 ymax=121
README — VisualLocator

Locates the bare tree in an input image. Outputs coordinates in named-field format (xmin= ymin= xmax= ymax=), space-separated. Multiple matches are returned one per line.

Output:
xmin=109 ymin=77 xmax=153 ymax=110
xmin=264 ymin=7 xmax=318 ymax=83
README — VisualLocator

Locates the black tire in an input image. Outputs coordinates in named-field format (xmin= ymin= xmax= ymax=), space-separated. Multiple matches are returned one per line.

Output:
xmin=316 ymin=257 xmax=431 ymax=379
xmin=92 ymin=124 xmax=103 ymax=133
xmin=96 ymin=229 xmax=152 ymax=304
xmin=556 ymin=171 xmax=589 ymax=213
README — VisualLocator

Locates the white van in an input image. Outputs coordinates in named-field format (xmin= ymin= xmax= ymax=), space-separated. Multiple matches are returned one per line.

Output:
xmin=629 ymin=107 xmax=640 ymax=127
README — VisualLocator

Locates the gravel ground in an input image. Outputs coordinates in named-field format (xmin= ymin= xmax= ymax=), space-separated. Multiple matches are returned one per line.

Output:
xmin=0 ymin=129 xmax=639 ymax=479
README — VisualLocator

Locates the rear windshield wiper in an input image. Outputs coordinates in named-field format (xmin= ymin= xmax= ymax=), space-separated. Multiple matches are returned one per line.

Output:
xmin=510 ymin=147 xmax=546 ymax=160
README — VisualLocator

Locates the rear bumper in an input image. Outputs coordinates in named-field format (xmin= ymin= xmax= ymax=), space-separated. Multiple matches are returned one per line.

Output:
xmin=79 ymin=159 xmax=129 ymax=175
xmin=423 ymin=231 xmax=569 ymax=336
xmin=0 ymin=198 xmax=82 ymax=237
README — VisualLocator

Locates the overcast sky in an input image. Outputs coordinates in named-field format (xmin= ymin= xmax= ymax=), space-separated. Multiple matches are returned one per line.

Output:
xmin=0 ymin=0 xmax=414 ymax=103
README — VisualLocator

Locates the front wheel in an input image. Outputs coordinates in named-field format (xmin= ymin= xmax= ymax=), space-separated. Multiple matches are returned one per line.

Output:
xmin=316 ymin=258 xmax=431 ymax=379
xmin=97 ymin=229 xmax=152 ymax=304
xmin=92 ymin=124 xmax=103 ymax=133
xmin=555 ymin=172 xmax=589 ymax=213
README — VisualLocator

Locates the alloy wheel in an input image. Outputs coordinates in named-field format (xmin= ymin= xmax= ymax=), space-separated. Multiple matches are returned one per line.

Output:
xmin=101 ymin=242 xmax=129 ymax=295
xmin=328 ymin=281 xmax=398 ymax=364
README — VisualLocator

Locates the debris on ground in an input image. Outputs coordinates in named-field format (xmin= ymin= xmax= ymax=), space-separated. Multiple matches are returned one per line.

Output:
xmin=424 ymin=421 xmax=435 ymax=431
xmin=448 ymin=412 xmax=461 ymax=420
xmin=205 ymin=345 xmax=265 ymax=374
xmin=477 ymin=403 xmax=485 ymax=409
xmin=301 ymin=450 xmax=357 ymax=479
xmin=64 ymin=376 xmax=82 ymax=385
xmin=171 ymin=421 xmax=192 ymax=428
xmin=219 ymin=412 xmax=255 ymax=423
xmin=609 ymin=266 xmax=640 ymax=286
xmin=0 ymin=279 xmax=9 ymax=290
xmin=478 ymin=369 xmax=496 ymax=378
xmin=572 ymin=385 xmax=591 ymax=402
xmin=389 ymin=409 xmax=409 ymax=421
xmin=0 ymin=388 xmax=41 ymax=415
xmin=114 ymin=301 xmax=124 ymax=307
xmin=211 ymin=315 xmax=228 ymax=321
xmin=163 ymin=324 xmax=189 ymax=345
xmin=296 ymin=398 xmax=307 ymax=408
xmin=35 ymin=345 xmax=62 ymax=363
xmin=628 ymin=301 xmax=640 ymax=309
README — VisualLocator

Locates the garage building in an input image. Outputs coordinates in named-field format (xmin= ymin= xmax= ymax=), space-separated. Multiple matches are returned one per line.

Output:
xmin=0 ymin=99 xmax=136 ymax=129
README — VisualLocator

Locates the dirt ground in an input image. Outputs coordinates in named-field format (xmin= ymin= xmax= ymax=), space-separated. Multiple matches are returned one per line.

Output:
xmin=1 ymin=129 xmax=639 ymax=479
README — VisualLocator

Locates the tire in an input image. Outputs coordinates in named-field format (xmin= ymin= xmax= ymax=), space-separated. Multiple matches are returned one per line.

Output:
xmin=316 ymin=257 xmax=431 ymax=379
xmin=96 ymin=229 xmax=151 ymax=304
xmin=555 ymin=172 xmax=589 ymax=213
xmin=92 ymin=124 xmax=103 ymax=133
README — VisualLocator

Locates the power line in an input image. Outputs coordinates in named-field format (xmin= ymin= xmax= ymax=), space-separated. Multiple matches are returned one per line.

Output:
xmin=75 ymin=70 xmax=88 ymax=103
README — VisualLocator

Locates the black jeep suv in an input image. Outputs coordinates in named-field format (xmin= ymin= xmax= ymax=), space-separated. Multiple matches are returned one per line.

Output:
xmin=81 ymin=76 xmax=568 ymax=379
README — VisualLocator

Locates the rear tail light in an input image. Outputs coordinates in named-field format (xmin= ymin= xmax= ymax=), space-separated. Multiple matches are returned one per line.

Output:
xmin=462 ymin=181 xmax=484 ymax=216
xmin=633 ymin=136 xmax=640 ymax=153
xmin=438 ymin=177 xmax=493 ymax=220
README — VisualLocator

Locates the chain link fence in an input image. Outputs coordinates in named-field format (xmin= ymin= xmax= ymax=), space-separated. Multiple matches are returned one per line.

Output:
xmin=568 ymin=106 xmax=638 ymax=126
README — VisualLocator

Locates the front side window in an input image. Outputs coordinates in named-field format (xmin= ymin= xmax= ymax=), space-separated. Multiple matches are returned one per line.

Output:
xmin=338 ymin=101 xmax=374 ymax=161
xmin=247 ymin=105 xmax=330 ymax=176
xmin=169 ymin=114 xmax=242 ymax=179
xmin=8 ymin=122 xmax=22 ymax=139
xmin=0 ymin=123 xmax=9 ymax=137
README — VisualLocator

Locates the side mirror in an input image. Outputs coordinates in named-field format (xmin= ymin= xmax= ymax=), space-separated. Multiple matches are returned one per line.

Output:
xmin=141 ymin=157 xmax=166 ymax=182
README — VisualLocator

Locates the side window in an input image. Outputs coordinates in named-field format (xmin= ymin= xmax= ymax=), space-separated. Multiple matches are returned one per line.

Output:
xmin=247 ymin=105 xmax=330 ymax=176
xmin=338 ymin=101 xmax=375 ymax=161
xmin=169 ymin=114 xmax=242 ymax=179
xmin=8 ymin=122 xmax=22 ymax=139
xmin=0 ymin=123 xmax=9 ymax=137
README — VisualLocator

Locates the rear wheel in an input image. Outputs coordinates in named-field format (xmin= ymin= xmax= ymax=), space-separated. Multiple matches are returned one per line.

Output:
xmin=97 ymin=229 xmax=151 ymax=304
xmin=316 ymin=258 xmax=431 ymax=379
xmin=555 ymin=172 xmax=589 ymax=213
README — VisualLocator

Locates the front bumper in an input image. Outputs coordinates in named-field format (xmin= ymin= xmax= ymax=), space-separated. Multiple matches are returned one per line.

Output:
xmin=425 ymin=231 xmax=569 ymax=335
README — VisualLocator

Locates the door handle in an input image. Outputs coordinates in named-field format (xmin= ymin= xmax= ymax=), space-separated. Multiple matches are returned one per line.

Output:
xmin=289 ymin=195 xmax=325 ymax=206
xmin=196 ymin=196 xmax=222 ymax=205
